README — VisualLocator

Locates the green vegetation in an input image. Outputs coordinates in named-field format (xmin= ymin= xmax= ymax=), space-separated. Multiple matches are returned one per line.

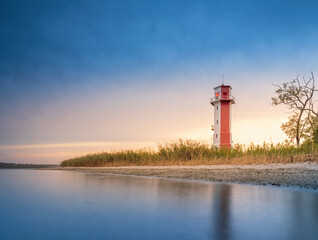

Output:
xmin=61 ymin=140 xmax=318 ymax=167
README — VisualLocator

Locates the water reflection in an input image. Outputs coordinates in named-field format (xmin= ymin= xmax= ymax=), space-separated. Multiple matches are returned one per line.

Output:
xmin=211 ymin=185 xmax=232 ymax=240
xmin=0 ymin=170 xmax=317 ymax=240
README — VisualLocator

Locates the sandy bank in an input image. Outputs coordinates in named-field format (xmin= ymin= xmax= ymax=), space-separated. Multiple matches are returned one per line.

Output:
xmin=52 ymin=163 xmax=318 ymax=189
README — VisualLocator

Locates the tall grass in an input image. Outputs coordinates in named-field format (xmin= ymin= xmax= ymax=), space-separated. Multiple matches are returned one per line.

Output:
xmin=60 ymin=139 xmax=318 ymax=167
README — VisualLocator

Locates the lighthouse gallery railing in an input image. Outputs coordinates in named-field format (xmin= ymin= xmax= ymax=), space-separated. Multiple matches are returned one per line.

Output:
xmin=210 ymin=95 xmax=235 ymax=103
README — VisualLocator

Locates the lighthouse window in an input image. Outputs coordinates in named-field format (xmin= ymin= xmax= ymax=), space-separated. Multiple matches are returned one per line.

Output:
xmin=217 ymin=120 xmax=218 ymax=124
xmin=216 ymin=134 xmax=218 ymax=138
xmin=217 ymin=106 xmax=218 ymax=110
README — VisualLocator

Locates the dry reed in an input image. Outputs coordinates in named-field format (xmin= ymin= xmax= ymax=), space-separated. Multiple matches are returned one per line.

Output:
xmin=60 ymin=139 xmax=318 ymax=167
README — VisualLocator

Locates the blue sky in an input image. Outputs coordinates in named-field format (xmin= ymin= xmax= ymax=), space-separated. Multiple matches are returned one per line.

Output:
xmin=1 ymin=0 xmax=318 ymax=163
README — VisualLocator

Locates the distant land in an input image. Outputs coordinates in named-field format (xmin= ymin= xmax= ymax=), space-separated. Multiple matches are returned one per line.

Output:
xmin=0 ymin=162 xmax=59 ymax=169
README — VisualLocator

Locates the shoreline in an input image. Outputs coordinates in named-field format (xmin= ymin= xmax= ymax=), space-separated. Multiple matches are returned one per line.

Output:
xmin=47 ymin=162 xmax=318 ymax=190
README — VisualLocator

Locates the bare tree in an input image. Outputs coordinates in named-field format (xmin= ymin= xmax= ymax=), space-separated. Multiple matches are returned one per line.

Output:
xmin=272 ymin=72 xmax=317 ymax=147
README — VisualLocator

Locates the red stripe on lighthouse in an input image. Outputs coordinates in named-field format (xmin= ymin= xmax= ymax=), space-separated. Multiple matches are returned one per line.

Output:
xmin=220 ymin=101 xmax=231 ymax=148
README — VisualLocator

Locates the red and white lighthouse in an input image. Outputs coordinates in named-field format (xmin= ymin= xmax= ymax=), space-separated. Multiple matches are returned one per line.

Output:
xmin=210 ymin=84 xmax=235 ymax=148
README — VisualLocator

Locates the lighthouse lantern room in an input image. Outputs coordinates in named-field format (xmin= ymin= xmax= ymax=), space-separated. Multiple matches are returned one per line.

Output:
xmin=210 ymin=84 xmax=235 ymax=148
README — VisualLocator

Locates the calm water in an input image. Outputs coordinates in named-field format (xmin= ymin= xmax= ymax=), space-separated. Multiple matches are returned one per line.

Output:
xmin=0 ymin=170 xmax=318 ymax=240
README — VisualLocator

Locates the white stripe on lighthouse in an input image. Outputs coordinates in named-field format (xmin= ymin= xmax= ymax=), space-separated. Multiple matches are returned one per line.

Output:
xmin=213 ymin=101 xmax=221 ymax=147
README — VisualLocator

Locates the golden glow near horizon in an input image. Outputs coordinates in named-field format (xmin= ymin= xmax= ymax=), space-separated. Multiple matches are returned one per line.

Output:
xmin=0 ymin=112 xmax=288 ymax=164
xmin=0 ymin=141 xmax=159 ymax=164
xmin=0 ymin=120 xmax=287 ymax=164
xmin=0 ymin=141 xmax=157 ymax=150
xmin=0 ymin=103 xmax=289 ymax=164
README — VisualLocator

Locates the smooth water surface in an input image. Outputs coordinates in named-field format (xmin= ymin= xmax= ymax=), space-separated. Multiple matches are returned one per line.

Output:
xmin=0 ymin=169 xmax=317 ymax=240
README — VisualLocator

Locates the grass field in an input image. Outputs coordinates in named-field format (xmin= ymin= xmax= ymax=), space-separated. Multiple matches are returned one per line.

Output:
xmin=60 ymin=139 xmax=318 ymax=167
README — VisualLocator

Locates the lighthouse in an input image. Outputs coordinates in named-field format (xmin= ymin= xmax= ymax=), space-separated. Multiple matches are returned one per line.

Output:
xmin=210 ymin=84 xmax=235 ymax=148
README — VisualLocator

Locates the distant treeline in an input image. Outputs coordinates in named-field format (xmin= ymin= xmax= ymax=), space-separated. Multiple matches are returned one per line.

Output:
xmin=0 ymin=162 xmax=58 ymax=169
xmin=61 ymin=139 xmax=318 ymax=167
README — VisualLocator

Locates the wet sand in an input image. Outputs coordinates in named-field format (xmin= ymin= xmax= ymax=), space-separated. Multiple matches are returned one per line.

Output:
xmin=54 ymin=163 xmax=318 ymax=189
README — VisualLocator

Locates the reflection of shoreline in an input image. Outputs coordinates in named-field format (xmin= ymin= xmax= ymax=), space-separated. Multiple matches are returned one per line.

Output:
xmin=47 ymin=163 xmax=318 ymax=189
xmin=0 ymin=162 xmax=58 ymax=169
